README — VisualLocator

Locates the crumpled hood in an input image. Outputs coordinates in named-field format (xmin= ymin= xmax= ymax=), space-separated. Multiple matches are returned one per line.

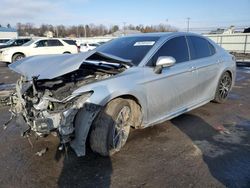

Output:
xmin=9 ymin=51 xmax=95 ymax=80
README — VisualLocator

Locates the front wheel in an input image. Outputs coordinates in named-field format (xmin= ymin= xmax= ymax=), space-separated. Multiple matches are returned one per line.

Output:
xmin=214 ymin=72 xmax=232 ymax=103
xmin=90 ymin=98 xmax=132 ymax=156
xmin=12 ymin=53 xmax=25 ymax=63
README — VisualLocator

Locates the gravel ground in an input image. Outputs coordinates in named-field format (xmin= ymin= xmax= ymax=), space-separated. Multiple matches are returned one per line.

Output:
xmin=0 ymin=62 xmax=249 ymax=188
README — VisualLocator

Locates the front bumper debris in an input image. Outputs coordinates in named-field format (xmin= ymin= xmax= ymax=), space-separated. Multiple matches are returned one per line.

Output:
xmin=5 ymin=77 xmax=101 ymax=156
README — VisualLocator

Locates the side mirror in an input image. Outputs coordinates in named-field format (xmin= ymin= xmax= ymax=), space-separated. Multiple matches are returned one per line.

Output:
xmin=154 ymin=56 xmax=176 ymax=74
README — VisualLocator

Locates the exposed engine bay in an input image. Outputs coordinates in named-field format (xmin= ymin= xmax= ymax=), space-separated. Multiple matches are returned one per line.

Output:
xmin=8 ymin=59 xmax=127 ymax=156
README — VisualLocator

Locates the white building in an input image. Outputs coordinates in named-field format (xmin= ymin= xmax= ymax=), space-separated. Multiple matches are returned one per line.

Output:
xmin=0 ymin=27 xmax=18 ymax=39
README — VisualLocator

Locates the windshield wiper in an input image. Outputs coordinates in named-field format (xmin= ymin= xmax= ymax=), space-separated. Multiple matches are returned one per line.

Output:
xmin=88 ymin=51 xmax=134 ymax=67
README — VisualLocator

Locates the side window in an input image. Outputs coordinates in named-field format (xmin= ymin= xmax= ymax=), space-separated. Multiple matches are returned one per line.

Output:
xmin=208 ymin=42 xmax=216 ymax=55
xmin=48 ymin=39 xmax=63 ymax=46
xmin=187 ymin=36 xmax=211 ymax=60
xmin=36 ymin=40 xmax=48 ymax=47
xmin=149 ymin=36 xmax=189 ymax=66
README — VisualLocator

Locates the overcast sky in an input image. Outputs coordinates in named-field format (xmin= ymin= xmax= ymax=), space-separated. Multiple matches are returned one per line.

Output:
xmin=0 ymin=0 xmax=249 ymax=29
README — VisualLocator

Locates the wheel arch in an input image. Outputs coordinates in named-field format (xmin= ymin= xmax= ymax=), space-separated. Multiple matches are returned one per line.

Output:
xmin=63 ymin=51 xmax=71 ymax=54
xmin=12 ymin=52 xmax=25 ymax=61
xmin=107 ymin=94 xmax=144 ymax=128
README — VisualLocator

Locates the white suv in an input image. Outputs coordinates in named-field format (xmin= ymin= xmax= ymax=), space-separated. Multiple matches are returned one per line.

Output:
xmin=0 ymin=38 xmax=78 ymax=63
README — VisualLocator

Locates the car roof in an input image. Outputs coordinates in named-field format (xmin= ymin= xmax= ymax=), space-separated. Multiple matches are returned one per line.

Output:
xmin=121 ymin=32 xmax=206 ymax=40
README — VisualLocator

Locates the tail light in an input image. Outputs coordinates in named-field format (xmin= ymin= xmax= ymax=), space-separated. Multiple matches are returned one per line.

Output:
xmin=76 ymin=45 xmax=80 ymax=53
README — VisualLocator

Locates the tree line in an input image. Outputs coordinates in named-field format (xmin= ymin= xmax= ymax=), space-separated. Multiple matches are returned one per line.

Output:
xmin=13 ymin=23 xmax=178 ymax=37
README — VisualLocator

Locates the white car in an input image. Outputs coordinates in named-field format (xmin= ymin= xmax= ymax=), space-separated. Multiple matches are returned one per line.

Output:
xmin=80 ymin=42 xmax=100 ymax=52
xmin=0 ymin=38 xmax=78 ymax=63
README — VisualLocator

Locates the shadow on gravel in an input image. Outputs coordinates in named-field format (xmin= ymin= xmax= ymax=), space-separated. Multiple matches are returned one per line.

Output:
xmin=172 ymin=114 xmax=250 ymax=188
xmin=57 ymin=110 xmax=114 ymax=188
xmin=57 ymin=148 xmax=112 ymax=188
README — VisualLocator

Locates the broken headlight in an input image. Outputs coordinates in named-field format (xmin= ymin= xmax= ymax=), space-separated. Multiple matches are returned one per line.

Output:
xmin=34 ymin=91 xmax=93 ymax=112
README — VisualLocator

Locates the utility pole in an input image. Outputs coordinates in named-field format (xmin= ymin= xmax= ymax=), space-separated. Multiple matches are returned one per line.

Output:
xmin=123 ymin=22 xmax=126 ymax=35
xmin=77 ymin=25 xmax=79 ymax=38
xmin=84 ymin=25 xmax=87 ymax=38
xmin=54 ymin=26 xmax=58 ymax=38
xmin=187 ymin=17 xmax=190 ymax=32
xmin=165 ymin=19 xmax=168 ymax=31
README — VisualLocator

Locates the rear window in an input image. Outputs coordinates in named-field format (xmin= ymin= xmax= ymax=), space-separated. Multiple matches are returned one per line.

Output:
xmin=63 ymin=40 xmax=77 ymax=45
xmin=187 ymin=36 xmax=211 ymax=60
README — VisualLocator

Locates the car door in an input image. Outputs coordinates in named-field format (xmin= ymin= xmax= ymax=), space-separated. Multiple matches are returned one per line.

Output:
xmin=186 ymin=36 xmax=220 ymax=102
xmin=32 ymin=40 xmax=50 ymax=55
xmin=143 ymin=36 xmax=197 ymax=125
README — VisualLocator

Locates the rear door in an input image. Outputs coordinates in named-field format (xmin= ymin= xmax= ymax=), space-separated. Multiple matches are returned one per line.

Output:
xmin=47 ymin=39 xmax=65 ymax=54
xmin=186 ymin=36 xmax=220 ymax=102
xmin=143 ymin=36 xmax=197 ymax=124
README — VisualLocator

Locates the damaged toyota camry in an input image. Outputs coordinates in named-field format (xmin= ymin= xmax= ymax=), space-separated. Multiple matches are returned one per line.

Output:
xmin=6 ymin=32 xmax=236 ymax=157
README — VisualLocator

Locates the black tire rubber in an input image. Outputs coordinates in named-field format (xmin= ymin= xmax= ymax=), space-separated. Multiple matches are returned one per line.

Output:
xmin=12 ymin=53 xmax=25 ymax=63
xmin=90 ymin=98 xmax=132 ymax=156
xmin=214 ymin=72 xmax=232 ymax=103
xmin=63 ymin=52 xmax=71 ymax=54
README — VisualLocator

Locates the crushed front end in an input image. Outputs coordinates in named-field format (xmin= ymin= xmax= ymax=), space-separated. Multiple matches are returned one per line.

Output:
xmin=8 ymin=66 xmax=117 ymax=156
xmin=6 ymin=52 xmax=129 ymax=156
xmin=12 ymin=75 xmax=91 ymax=137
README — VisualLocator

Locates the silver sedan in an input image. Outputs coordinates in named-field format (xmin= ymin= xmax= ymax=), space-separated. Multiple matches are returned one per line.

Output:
xmin=8 ymin=32 xmax=236 ymax=157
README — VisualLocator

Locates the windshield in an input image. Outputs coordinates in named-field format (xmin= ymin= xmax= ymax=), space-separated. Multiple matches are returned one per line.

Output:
xmin=96 ymin=36 xmax=159 ymax=65
xmin=5 ymin=39 xmax=15 ymax=45
xmin=22 ymin=39 xmax=35 ymax=46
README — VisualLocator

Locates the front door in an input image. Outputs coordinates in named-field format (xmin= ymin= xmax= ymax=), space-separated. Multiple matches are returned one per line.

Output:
xmin=143 ymin=36 xmax=197 ymax=125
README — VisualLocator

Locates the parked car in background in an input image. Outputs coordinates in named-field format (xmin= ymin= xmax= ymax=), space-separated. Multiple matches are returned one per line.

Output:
xmin=0 ymin=38 xmax=79 ymax=63
xmin=0 ymin=38 xmax=31 ymax=49
xmin=80 ymin=42 xmax=100 ymax=52
xmin=0 ymin=38 xmax=11 ymax=45
xmin=8 ymin=32 xmax=236 ymax=157
xmin=98 ymin=41 xmax=106 ymax=45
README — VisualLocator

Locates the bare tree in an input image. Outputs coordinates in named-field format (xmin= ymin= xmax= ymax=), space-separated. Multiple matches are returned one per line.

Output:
xmin=15 ymin=22 xmax=178 ymax=37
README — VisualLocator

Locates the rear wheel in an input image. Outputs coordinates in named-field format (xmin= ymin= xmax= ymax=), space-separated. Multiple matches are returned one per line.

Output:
xmin=90 ymin=98 xmax=132 ymax=156
xmin=12 ymin=53 xmax=25 ymax=62
xmin=214 ymin=72 xmax=232 ymax=103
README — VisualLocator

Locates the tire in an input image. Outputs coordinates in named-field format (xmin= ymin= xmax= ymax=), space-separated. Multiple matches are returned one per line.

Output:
xmin=12 ymin=53 xmax=25 ymax=63
xmin=214 ymin=72 xmax=232 ymax=103
xmin=90 ymin=98 xmax=133 ymax=156
xmin=63 ymin=52 xmax=71 ymax=54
